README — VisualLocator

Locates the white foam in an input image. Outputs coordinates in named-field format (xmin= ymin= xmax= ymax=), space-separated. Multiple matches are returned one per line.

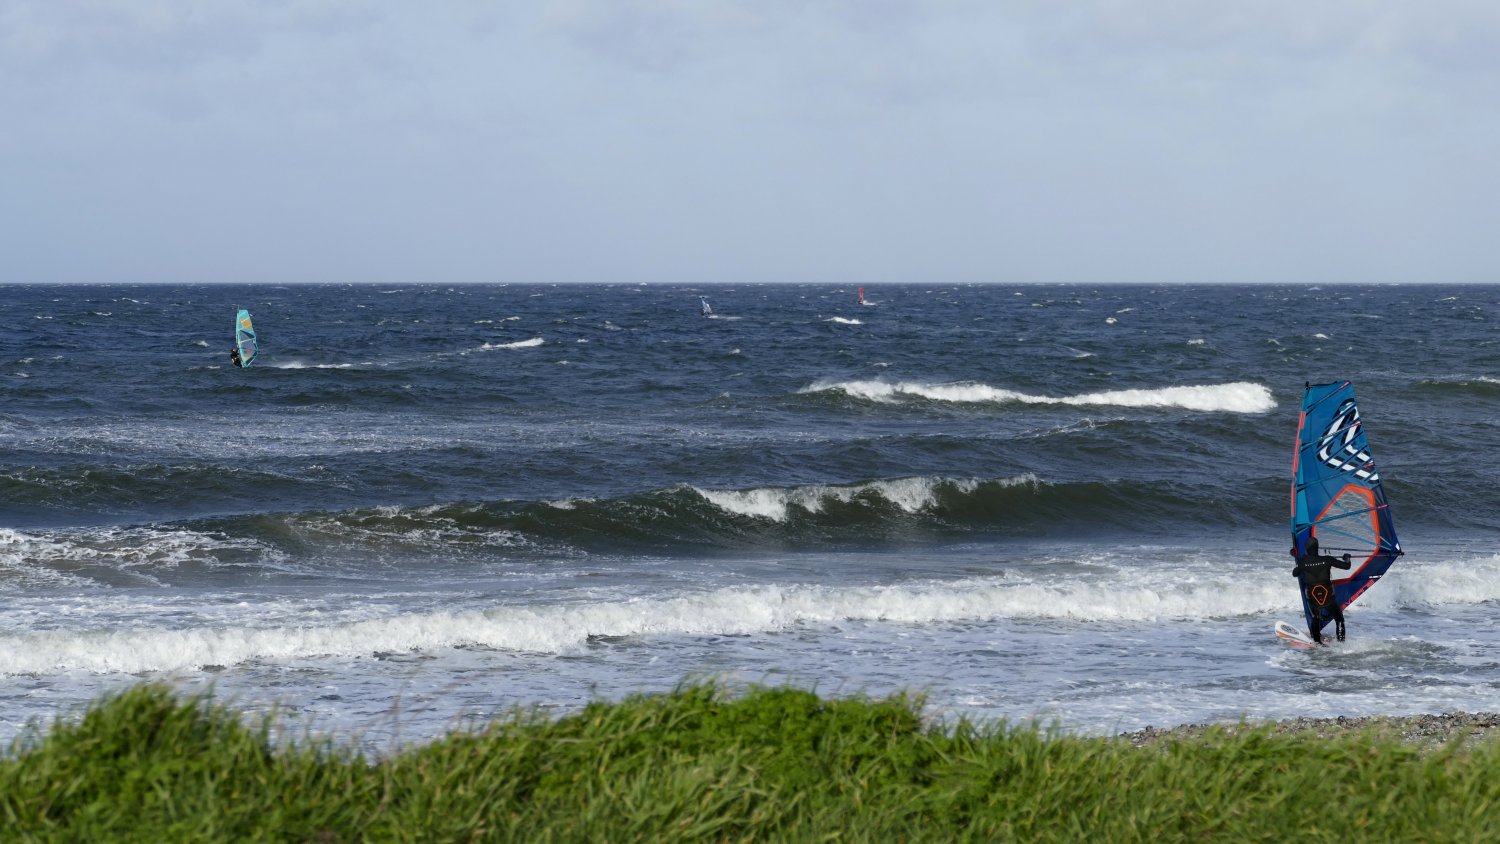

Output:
xmin=825 ymin=317 xmax=863 ymax=325
xmin=0 ymin=527 xmax=285 ymax=584
xmin=0 ymin=565 xmax=1301 ymax=675
xmin=479 ymin=337 xmax=545 ymax=350
xmin=802 ymin=379 xmax=1275 ymax=413
xmin=269 ymin=361 xmax=355 ymax=369
xmin=297 ymin=509 xmax=529 ymax=550
xmin=1357 ymin=555 xmax=1500 ymax=611
xmin=692 ymin=475 xmax=1019 ymax=523
xmin=0 ymin=530 xmax=95 ymax=588
xmin=1187 ymin=339 xmax=1206 ymax=345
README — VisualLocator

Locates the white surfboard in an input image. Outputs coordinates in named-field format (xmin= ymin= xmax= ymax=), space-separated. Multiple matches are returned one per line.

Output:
xmin=1275 ymin=620 xmax=1320 ymax=648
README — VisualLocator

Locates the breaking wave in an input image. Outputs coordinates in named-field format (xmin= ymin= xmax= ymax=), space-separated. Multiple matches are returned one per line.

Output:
xmin=162 ymin=473 xmax=1266 ymax=560
xmin=478 ymin=337 xmax=545 ymax=351
xmin=0 ymin=472 xmax=1272 ymax=583
xmin=0 ymin=575 xmax=1284 ymax=674
xmin=4 ymin=553 xmax=1500 ymax=675
xmin=800 ymin=380 xmax=1275 ymax=413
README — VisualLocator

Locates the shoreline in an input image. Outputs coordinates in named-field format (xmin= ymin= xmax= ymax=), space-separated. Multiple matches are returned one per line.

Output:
xmin=1119 ymin=711 xmax=1500 ymax=749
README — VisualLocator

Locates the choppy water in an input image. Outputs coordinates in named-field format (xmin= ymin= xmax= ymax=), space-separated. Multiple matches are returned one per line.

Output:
xmin=3 ymin=283 xmax=1500 ymax=746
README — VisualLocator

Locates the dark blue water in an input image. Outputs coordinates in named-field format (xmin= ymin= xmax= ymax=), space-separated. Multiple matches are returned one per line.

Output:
xmin=3 ymin=283 xmax=1499 ymax=746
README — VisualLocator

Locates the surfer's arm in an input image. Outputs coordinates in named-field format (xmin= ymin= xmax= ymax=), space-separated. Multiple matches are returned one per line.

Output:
xmin=1312 ymin=553 xmax=1351 ymax=569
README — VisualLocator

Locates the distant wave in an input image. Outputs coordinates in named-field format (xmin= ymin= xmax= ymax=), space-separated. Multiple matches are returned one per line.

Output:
xmin=824 ymin=317 xmax=863 ymax=325
xmin=268 ymin=361 xmax=356 ymax=369
xmin=800 ymin=379 xmax=1275 ymax=413
xmin=1411 ymin=376 xmax=1500 ymax=399
xmin=478 ymin=337 xmax=545 ymax=350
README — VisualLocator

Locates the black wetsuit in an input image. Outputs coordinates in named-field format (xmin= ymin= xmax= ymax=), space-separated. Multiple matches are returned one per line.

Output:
xmin=230 ymin=349 xmax=243 ymax=368
xmin=1292 ymin=550 xmax=1351 ymax=643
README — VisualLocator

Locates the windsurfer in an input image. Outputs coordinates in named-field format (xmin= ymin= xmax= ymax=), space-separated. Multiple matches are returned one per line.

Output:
xmin=1290 ymin=535 xmax=1352 ymax=643
xmin=230 ymin=347 xmax=243 ymax=368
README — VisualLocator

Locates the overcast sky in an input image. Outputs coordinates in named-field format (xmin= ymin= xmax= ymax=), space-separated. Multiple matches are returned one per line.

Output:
xmin=3 ymin=1 xmax=1497 ymax=284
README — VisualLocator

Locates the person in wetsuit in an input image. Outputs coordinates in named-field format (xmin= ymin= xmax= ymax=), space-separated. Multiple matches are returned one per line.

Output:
xmin=230 ymin=346 xmax=243 ymax=368
xmin=1290 ymin=535 xmax=1352 ymax=643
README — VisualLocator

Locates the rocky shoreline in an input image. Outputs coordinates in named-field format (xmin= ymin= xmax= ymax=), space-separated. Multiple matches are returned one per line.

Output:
xmin=1119 ymin=712 xmax=1500 ymax=750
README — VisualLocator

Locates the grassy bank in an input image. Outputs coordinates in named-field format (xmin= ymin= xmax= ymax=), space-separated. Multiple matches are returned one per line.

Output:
xmin=2 ymin=683 xmax=1498 ymax=842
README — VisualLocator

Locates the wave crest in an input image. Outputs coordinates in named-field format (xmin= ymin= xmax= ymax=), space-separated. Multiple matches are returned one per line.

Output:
xmin=478 ymin=337 xmax=545 ymax=350
xmin=801 ymin=379 xmax=1275 ymax=412
xmin=0 ymin=575 xmax=1287 ymax=674
xmin=695 ymin=476 xmax=1005 ymax=522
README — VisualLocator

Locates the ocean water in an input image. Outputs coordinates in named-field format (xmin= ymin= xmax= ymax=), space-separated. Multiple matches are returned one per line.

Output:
xmin=3 ymin=283 xmax=1500 ymax=747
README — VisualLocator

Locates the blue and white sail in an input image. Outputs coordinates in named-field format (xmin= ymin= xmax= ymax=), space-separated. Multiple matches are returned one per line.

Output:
xmin=1289 ymin=381 xmax=1401 ymax=639
xmin=699 ymin=296 xmax=713 ymax=317
xmin=234 ymin=308 xmax=259 ymax=367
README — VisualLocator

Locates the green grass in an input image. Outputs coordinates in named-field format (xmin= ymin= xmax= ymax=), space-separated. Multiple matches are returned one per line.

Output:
xmin=2 ymin=682 xmax=1498 ymax=842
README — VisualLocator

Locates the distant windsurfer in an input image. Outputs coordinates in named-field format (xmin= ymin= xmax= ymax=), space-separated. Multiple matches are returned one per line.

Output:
xmin=1290 ymin=535 xmax=1352 ymax=643
xmin=229 ymin=346 xmax=244 ymax=368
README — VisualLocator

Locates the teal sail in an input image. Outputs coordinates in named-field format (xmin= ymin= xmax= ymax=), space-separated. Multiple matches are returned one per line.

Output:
xmin=1289 ymin=381 xmax=1402 ymax=639
xmin=234 ymin=309 xmax=258 ymax=368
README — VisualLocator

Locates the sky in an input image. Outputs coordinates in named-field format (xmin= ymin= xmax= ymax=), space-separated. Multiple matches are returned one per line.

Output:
xmin=2 ymin=1 xmax=1498 ymax=285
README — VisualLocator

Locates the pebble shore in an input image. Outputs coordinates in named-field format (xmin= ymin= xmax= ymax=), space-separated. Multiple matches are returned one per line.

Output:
xmin=1120 ymin=712 xmax=1500 ymax=750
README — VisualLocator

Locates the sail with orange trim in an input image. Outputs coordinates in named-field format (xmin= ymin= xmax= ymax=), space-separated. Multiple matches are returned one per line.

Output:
xmin=1289 ymin=381 xmax=1402 ymax=640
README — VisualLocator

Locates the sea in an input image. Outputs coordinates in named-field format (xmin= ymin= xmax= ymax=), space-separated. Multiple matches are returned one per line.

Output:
xmin=3 ymin=283 xmax=1499 ymax=749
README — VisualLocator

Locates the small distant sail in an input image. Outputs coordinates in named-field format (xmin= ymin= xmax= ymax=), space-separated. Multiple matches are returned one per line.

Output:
xmin=858 ymin=287 xmax=866 ymax=305
xmin=699 ymin=296 xmax=713 ymax=317
xmin=234 ymin=308 xmax=258 ymax=368
xmin=1289 ymin=381 xmax=1402 ymax=640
